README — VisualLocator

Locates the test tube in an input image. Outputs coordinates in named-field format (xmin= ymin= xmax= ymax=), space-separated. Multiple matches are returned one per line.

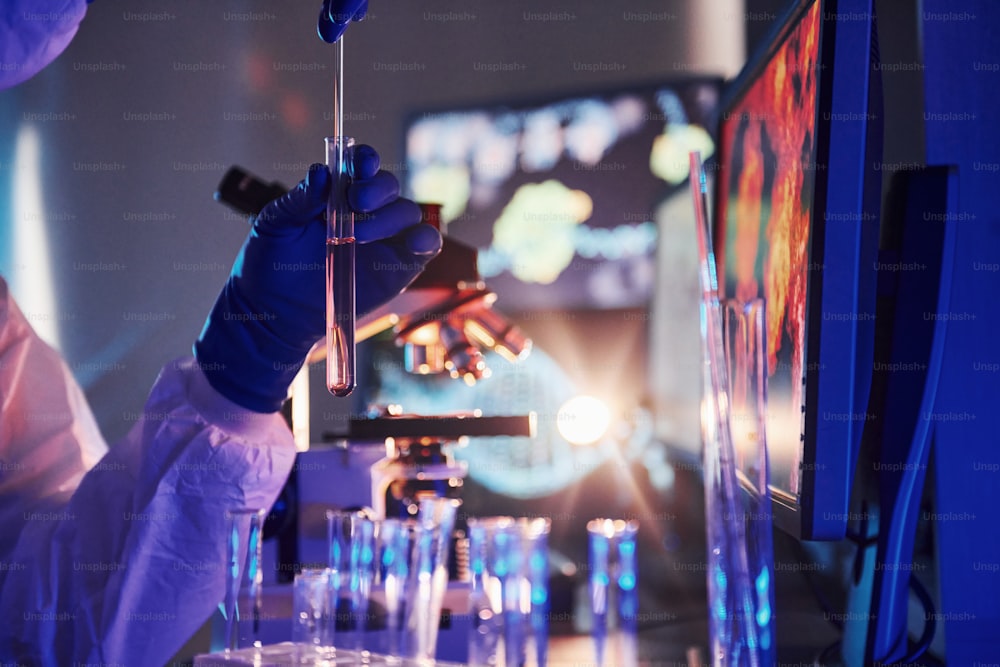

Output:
xmin=587 ymin=518 xmax=639 ymax=667
xmin=325 ymin=509 xmax=375 ymax=650
xmin=325 ymin=136 xmax=356 ymax=396
xmin=326 ymin=36 xmax=355 ymax=396
xmin=222 ymin=508 xmax=267 ymax=655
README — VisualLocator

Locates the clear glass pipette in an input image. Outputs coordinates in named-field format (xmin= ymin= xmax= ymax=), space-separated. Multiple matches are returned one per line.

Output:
xmin=326 ymin=36 xmax=356 ymax=396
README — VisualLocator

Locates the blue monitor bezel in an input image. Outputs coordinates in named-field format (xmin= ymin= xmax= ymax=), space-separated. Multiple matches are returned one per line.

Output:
xmin=714 ymin=0 xmax=882 ymax=540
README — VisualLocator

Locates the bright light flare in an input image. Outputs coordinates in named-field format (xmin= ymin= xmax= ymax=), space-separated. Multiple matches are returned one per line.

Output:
xmin=557 ymin=395 xmax=611 ymax=446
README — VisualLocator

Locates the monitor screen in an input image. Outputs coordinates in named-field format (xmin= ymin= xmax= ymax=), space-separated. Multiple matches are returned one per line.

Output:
xmin=714 ymin=0 xmax=882 ymax=540
xmin=717 ymin=0 xmax=821 ymax=516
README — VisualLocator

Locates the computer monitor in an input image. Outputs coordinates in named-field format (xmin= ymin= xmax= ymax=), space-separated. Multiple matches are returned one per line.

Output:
xmin=714 ymin=0 xmax=883 ymax=540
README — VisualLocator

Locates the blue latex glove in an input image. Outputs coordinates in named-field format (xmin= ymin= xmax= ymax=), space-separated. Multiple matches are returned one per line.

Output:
xmin=0 ymin=0 xmax=88 ymax=90
xmin=194 ymin=145 xmax=442 ymax=413
xmin=318 ymin=0 xmax=368 ymax=43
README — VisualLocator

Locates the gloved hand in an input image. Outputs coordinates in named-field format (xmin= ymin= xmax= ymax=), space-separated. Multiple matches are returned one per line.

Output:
xmin=318 ymin=0 xmax=368 ymax=43
xmin=194 ymin=145 xmax=442 ymax=413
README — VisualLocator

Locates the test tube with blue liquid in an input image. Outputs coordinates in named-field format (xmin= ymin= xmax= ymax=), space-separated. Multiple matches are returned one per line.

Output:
xmin=326 ymin=36 xmax=355 ymax=396
xmin=587 ymin=518 xmax=639 ymax=667
xmin=325 ymin=509 xmax=376 ymax=651
xmin=467 ymin=516 xmax=550 ymax=667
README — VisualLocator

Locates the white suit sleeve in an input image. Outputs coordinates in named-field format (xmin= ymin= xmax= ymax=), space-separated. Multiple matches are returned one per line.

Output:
xmin=0 ymin=281 xmax=297 ymax=665
xmin=0 ymin=279 xmax=108 ymax=559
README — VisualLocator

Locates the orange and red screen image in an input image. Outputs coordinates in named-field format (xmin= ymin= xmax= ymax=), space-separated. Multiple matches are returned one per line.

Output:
xmin=718 ymin=0 xmax=821 ymax=494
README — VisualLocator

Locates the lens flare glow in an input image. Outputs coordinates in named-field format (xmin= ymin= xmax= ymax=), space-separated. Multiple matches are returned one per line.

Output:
xmin=557 ymin=395 xmax=611 ymax=446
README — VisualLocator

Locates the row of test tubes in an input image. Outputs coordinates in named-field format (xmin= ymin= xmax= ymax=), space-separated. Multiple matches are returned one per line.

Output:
xmin=219 ymin=509 xmax=640 ymax=667
xmin=293 ymin=499 xmax=461 ymax=662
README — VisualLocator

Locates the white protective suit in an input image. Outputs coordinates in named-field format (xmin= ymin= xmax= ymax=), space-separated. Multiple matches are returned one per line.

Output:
xmin=0 ymin=277 xmax=296 ymax=665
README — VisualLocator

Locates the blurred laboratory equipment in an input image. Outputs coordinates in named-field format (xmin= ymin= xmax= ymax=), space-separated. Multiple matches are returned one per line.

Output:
xmin=375 ymin=517 xmax=418 ymax=657
xmin=204 ymin=169 xmax=535 ymax=663
xmin=406 ymin=498 xmax=462 ymax=661
xmin=467 ymin=516 xmax=551 ymax=667
xmin=282 ymin=413 xmax=532 ymax=663
xmin=291 ymin=568 xmax=329 ymax=653
xmin=293 ymin=410 xmax=535 ymax=538
xmin=724 ymin=298 xmax=776 ymax=664
xmin=350 ymin=202 xmax=532 ymax=384
xmin=294 ymin=499 xmax=460 ymax=661
xmin=195 ymin=644 xmax=467 ymax=666
xmin=587 ymin=518 xmax=639 ymax=667
xmin=219 ymin=508 xmax=267 ymax=655
xmin=690 ymin=151 xmax=774 ymax=666
xmin=326 ymin=508 xmax=376 ymax=651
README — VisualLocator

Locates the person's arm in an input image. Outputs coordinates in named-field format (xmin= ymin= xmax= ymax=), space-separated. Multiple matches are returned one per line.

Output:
xmin=0 ymin=279 xmax=293 ymax=666
xmin=0 ymin=146 xmax=440 ymax=665
xmin=0 ymin=354 xmax=296 ymax=665
xmin=0 ymin=277 xmax=109 ymax=560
